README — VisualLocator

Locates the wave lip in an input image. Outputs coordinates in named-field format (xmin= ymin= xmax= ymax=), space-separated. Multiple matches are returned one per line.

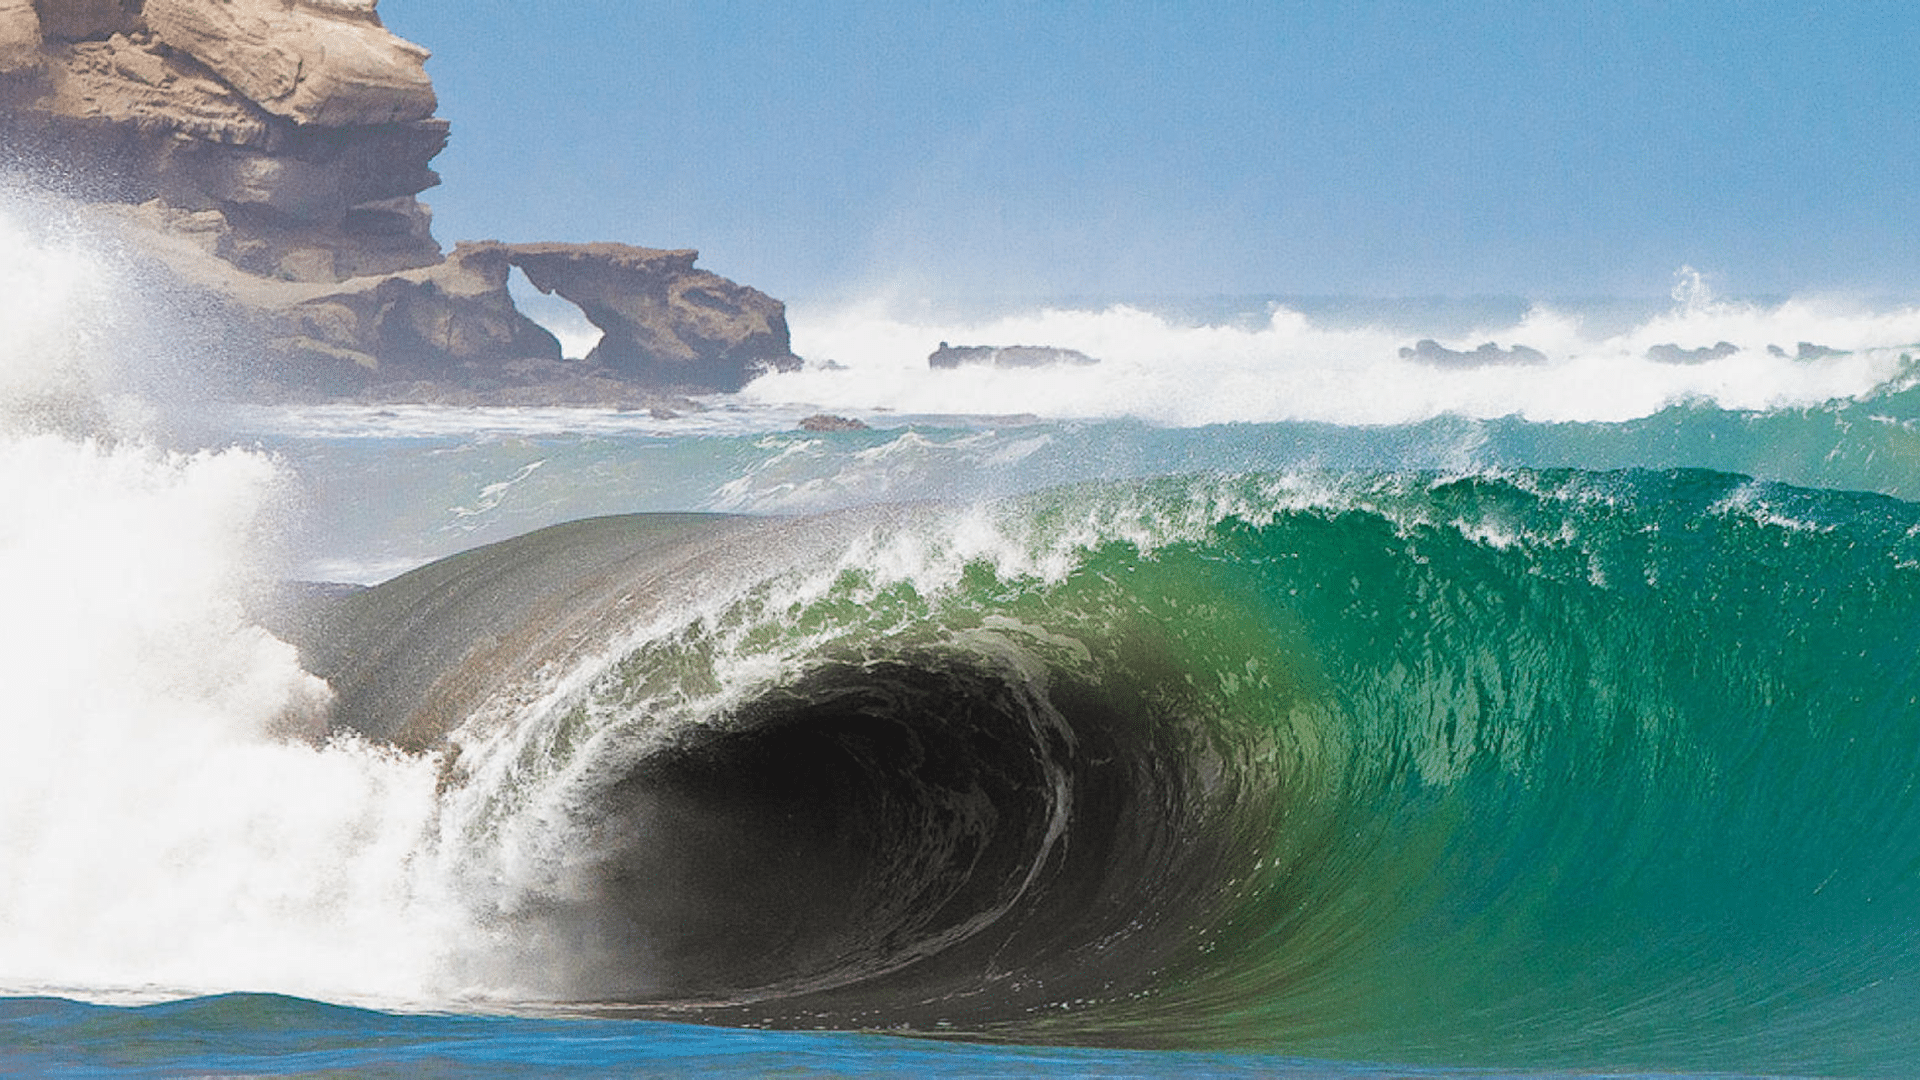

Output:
xmin=295 ymin=506 xmax=1284 ymax=1025
xmin=282 ymin=471 xmax=1920 ymax=1073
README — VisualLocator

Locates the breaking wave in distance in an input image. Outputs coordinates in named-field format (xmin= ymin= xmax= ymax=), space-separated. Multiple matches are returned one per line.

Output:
xmin=757 ymin=285 xmax=1920 ymax=426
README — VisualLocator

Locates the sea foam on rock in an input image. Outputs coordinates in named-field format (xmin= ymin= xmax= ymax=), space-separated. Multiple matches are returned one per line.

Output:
xmin=0 ymin=0 xmax=797 ymax=401
xmin=927 ymin=343 xmax=1099 ymax=369
xmin=1397 ymin=339 xmax=1547 ymax=367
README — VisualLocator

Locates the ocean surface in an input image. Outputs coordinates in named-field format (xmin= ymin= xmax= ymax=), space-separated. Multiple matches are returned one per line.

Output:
xmin=5 ymin=193 xmax=1920 ymax=1076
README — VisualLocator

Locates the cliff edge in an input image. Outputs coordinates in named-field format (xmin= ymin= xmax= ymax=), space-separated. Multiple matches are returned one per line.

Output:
xmin=0 ymin=0 xmax=799 ymax=399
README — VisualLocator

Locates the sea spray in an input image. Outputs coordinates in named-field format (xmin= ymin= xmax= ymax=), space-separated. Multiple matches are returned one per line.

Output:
xmin=0 ymin=197 xmax=455 ymax=1006
xmin=205 ymin=283 xmax=1920 ymax=578
xmin=756 ymin=291 xmax=1920 ymax=425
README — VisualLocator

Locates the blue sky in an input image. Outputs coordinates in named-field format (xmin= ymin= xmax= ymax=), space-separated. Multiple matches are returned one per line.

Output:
xmin=377 ymin=1 xmax=1918 ymax=302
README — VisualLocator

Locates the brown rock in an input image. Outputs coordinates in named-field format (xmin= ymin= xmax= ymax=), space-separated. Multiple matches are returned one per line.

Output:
xmin=227 ymin=198 xmax=442 ymax=281
xmin=0 ymin=0 xmax=42 ymax=74
xmin=276 ymin=242 xmax=562 ymax=378
xmin=93 ymin=208 xmax=556 ymax=397
xmin=182 ymin=118 xmax=446 ymax=216
xmin=7 ymin=3 xmax=802 ymax=406
xmin=32 ymin=0 xmax=143 ymax=43
xmin=144 ymin=0 xmax=435 ymax=127
xmin=927 ymin=342 xmax=1099 ymax=369
xmin=2 ymin=5 xmax=446 ymax=284
xmin=798 ymin=413 xmax=868 ymax=432
xmin=506 ymin=242 xmax=801 ymax=392
xmin=34 ymin=31 xmax=273 ymax=144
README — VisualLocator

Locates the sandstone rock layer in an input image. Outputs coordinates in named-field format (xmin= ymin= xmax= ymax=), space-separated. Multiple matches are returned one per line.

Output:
xmin=0 ymin=0 xmax=42 ymax=73
xmin=143 ymin=0 xmax=435 ymax=127
xmin=2 ymin=0 xmax=799 ymax=401
xmin=3 ymin=0 xmax=446 ymax=282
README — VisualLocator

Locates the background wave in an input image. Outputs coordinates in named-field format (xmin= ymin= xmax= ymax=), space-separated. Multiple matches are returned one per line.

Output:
xmin=752 ymin=284 xmax=1920 ymax=426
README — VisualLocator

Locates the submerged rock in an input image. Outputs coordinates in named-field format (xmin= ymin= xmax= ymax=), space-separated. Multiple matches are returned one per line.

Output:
xmin=798 ymin=413 xmax=868 ymax=432
xmin=1398 ymin=339 xmax=1548 ymax=367
xmin=1770 ymin=342 xmax=1850 ymax=360
xmin=1647 ymin=341 xmax=1739 ymax=364
xmin=928 ymin=343 xmax=1099 ymax=369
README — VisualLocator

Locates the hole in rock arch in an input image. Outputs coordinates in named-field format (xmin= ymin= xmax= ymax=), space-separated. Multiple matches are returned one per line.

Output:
xmin=508 ymin=265 xmax=603 ymax=360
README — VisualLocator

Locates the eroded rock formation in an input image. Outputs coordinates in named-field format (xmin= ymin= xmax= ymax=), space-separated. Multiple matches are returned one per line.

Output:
xmin=275 ymin=241 xmax=559 ymax=376
xmin=142 ymin=0 xmax=435 ymax=128
xmin=507 ymin=242 xmax=798 ymax=392
xmin=2 ymin=0 xmax=446 ymax=281
xmin=0 ymin=0 xmax=798 ymax=401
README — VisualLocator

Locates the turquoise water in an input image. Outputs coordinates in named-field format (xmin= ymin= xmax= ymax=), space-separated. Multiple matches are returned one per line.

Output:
xmin=227 ymin=375 xmax=1920 ymax=585
xmin=335 ymin=468 xmax=1915 ymax=1074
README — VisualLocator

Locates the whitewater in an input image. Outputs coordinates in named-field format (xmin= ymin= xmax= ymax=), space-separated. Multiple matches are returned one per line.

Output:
xmin=7 ymin=190 xmax=1920 ymax=1076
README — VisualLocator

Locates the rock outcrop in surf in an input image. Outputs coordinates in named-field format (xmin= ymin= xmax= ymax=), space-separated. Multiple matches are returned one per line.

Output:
xmin=0 ymin=0 xmax=797 ymax=401
xmin=1398 ymin=339 xmax=1546 ymax=367
xmin=1647 ymin=341 xmax=1740 ymax=364
xmin=1772 ymin=342 xmax=1850 ymax=361
xmin=927 ymin=343 xmax=1099 ymax=369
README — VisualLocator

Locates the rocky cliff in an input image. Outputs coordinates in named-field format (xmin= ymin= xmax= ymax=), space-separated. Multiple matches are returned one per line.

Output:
xmin=0 ymin=0 xmax=798 ymax=400
xmin=1 ymin=0 xmax=445 ymax=281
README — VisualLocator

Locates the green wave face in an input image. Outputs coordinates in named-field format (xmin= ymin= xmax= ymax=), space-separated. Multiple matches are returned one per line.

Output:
xmin=431 ymin=469 xmax=1920 ymax=1074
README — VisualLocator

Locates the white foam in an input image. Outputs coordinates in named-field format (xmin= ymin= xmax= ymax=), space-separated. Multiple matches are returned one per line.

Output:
xmin=508 ymin=266 xmax=605 ymax=360
xmin=0 ymin=433 xmax=457 ymax=1005
xmin=218 ymin=401 xmax=818 ymax=440
xmin=749 ymin=290 xmax=1920 ymax=426
xmin=0 ymin=196 xmax=466 ymax=1008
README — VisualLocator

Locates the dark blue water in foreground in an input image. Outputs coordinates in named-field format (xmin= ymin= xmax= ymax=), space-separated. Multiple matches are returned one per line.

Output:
xmin=0 ymin=994 xmax=1458 ymax=1078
